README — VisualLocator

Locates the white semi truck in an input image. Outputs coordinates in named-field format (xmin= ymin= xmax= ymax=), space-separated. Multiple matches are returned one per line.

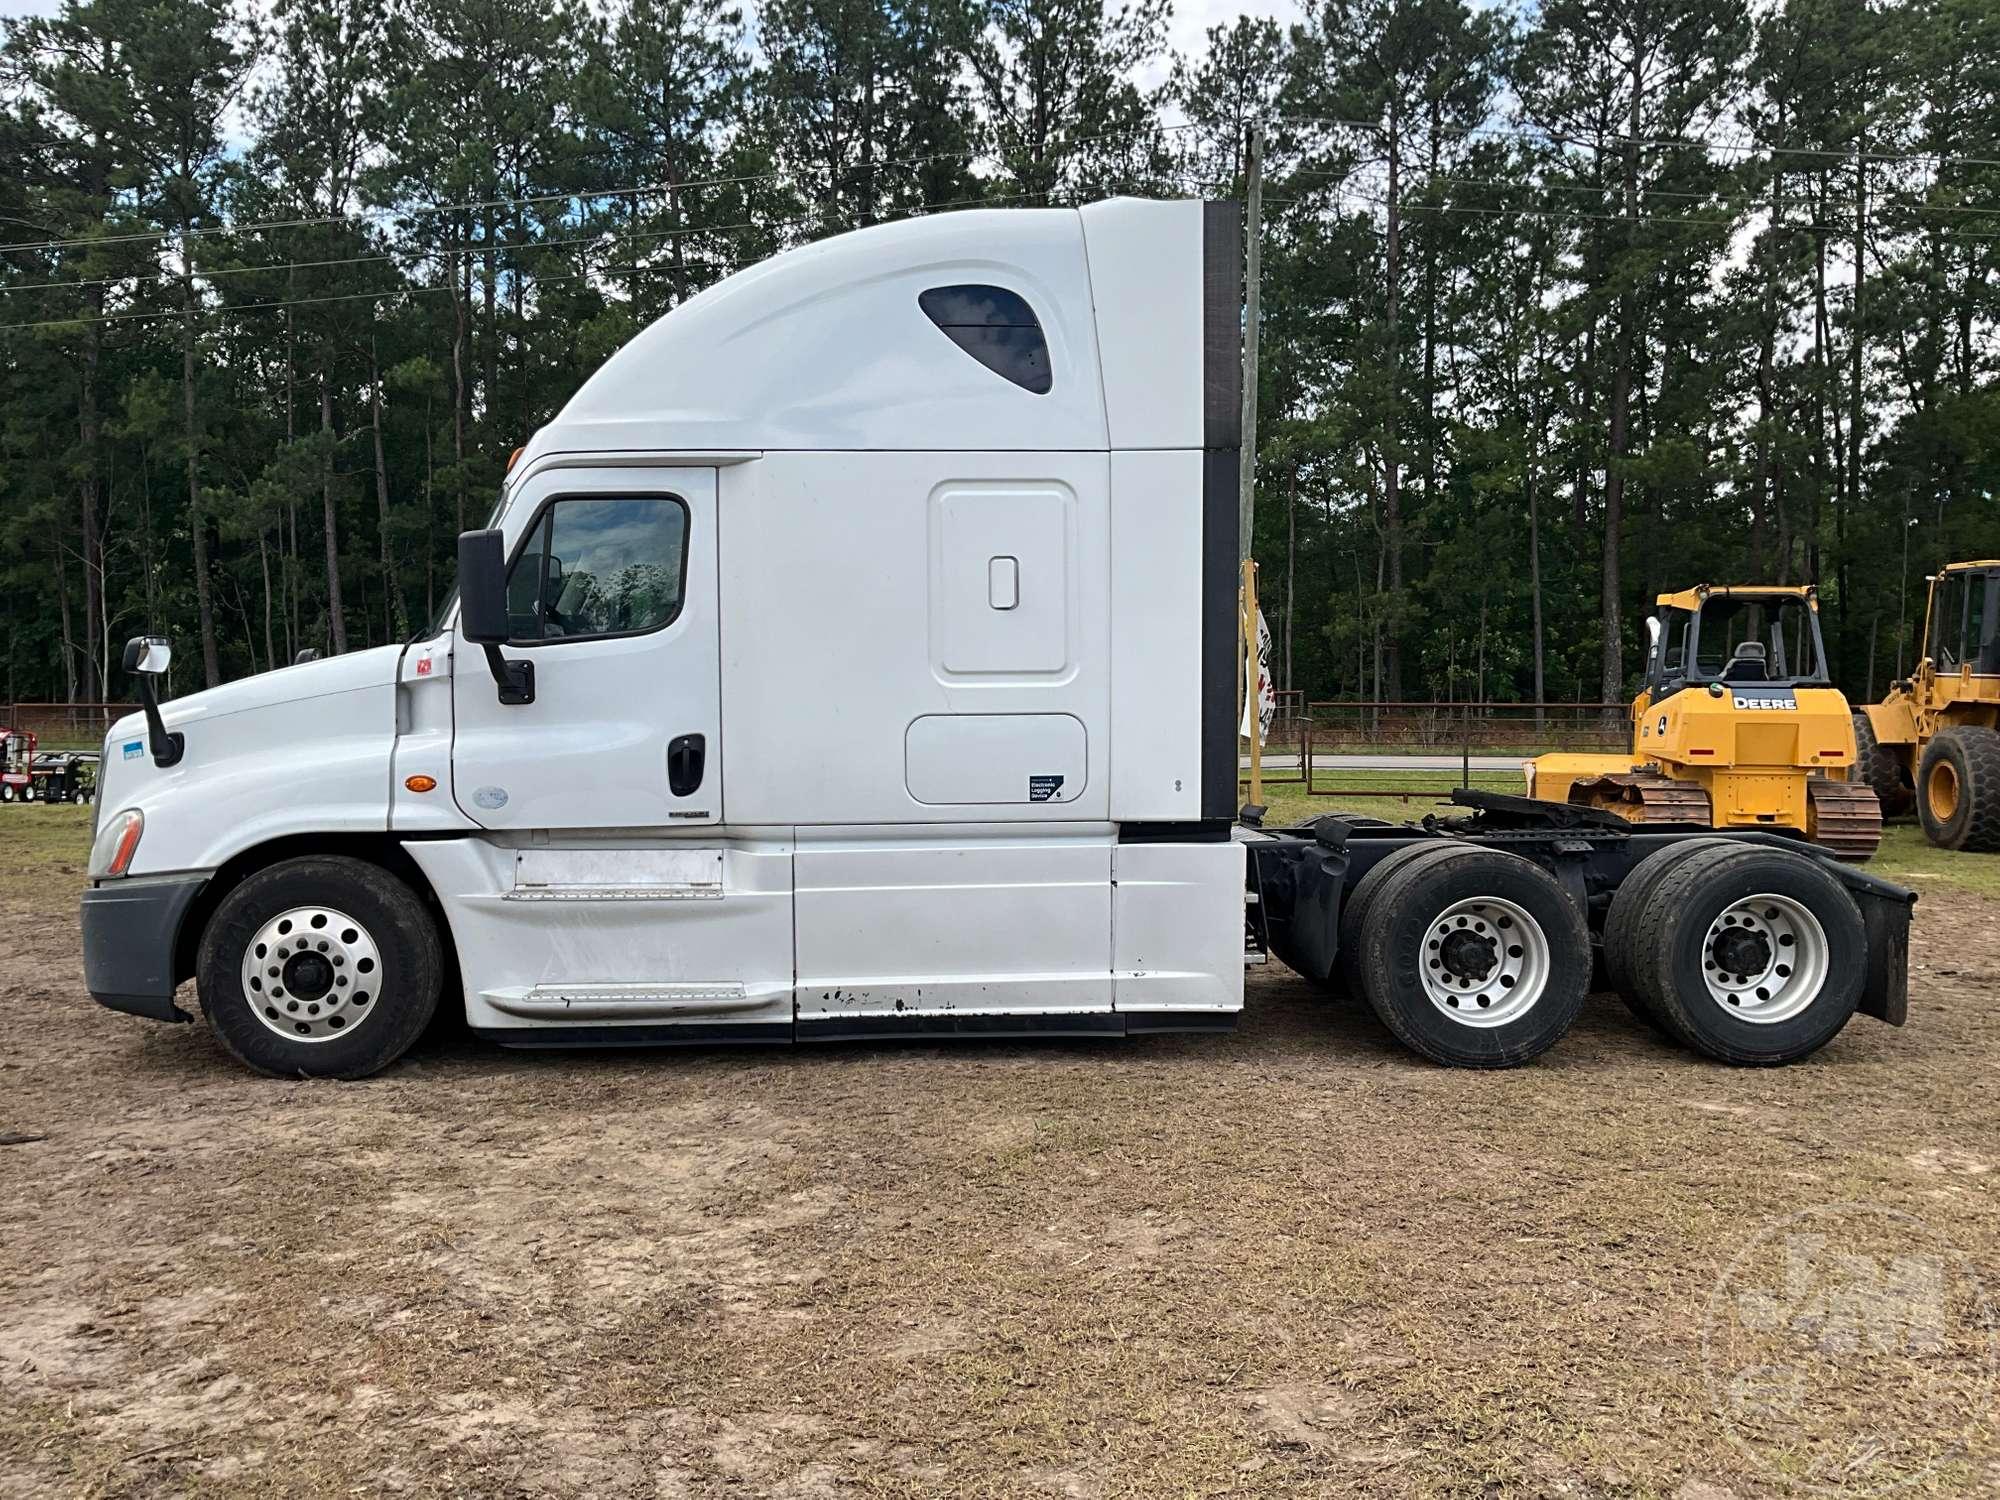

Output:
xmin=79 ymin=199 xmax=1915 ymax=1079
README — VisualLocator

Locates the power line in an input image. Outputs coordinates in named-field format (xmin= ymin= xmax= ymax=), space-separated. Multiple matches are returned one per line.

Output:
xmin=0 ymin=187 xmax=1134 ymax=333
xmin=1273 ymin=114 xmax=2000 ymax=171
xmin=0 ymin=121 xmax=1201 ymax=259
xmin=1283 ymin=162 xmax=2000 ymax=219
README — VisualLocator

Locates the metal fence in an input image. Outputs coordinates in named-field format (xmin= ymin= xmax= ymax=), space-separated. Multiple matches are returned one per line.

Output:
xmin=1248 ymin=698 xmax=1633 ymax=801
xmin=2 ymin=702 xmax=135 ymax=743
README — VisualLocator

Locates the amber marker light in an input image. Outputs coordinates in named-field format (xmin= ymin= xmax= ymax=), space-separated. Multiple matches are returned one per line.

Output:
xmin=405 ymin=774 xmax=438 ymax=793
xmin=506 ymin=446 xmax=525 ymax=473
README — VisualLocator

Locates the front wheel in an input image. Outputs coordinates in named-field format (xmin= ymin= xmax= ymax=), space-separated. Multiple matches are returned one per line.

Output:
xmin=1354 ymin=847 xmax=1591 ymax=1068
xmin=196 ymin=855 xmax=443 ymax=1079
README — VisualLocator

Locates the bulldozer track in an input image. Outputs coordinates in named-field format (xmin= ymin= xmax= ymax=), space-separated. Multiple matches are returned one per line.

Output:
xmin=1806 ymin=775 xmax=1883 ymax=861
xmin=1567 ymin=772 xmax=1713 ymax=826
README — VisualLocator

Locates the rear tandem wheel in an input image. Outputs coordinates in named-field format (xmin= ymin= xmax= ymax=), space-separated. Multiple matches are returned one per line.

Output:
xmin=1620 ymin=841 xmax=1865 ymax=1065
xmin=1352 ymin=846 xmax=1591 ymax=1068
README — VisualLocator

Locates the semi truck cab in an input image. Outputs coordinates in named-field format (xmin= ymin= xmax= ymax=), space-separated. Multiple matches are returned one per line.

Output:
xmin=82 ymin=200 xmax=1255 ymax=1075
xmin=79 ymin=199 xmax=1916 ymax=1079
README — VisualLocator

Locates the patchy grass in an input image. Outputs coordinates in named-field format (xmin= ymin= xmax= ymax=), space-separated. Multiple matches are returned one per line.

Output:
xmin=1872 ymin=821 xmax=2000 ymax=900
xmin=0 ymin=802 xmax=93 ymax=876
xmin=4 ymin=801 xmax=1998 ymax=1496
xmin=1247 ymin=771 xmax=1520 ymax=825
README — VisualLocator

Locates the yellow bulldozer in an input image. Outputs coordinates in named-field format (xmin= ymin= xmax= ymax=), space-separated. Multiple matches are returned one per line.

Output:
xmin=1525 ymin=585 xmax=1881 ymax=859
xmin=1853 ymin=559 xmax=2000 ymax=851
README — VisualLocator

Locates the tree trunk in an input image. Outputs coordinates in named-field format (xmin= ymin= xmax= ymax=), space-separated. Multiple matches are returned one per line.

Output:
xmin=259 ymin=529 xmax=275 ymax=673
xmin=454 ymin=239 xmax=469 ymax=534
xmin=78 ymin=308 xmax=103 ymax=700
xmin=371 ymin=331 xmax=397 ymax=640
xmin=184 ymin=256 xmax=221 ymax=688
xmin=1381 ymin=98 xmax=1404 ymax=703
xmin=1599 ymin=51 xmax=1643 ymax=712
xmin=321 ymin=360 xmax=348 ymax=654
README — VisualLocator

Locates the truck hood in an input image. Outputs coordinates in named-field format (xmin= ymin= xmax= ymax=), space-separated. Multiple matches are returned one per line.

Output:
xmin=108 ymin=644 xmax=406 ymax=743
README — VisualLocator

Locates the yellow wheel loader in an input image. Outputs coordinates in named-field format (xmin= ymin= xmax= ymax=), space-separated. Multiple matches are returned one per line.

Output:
xmin=1855 ymin=560 xmax=2000 ymax=851
xmin=1526 ymin=585 xmax=1881 ymax=860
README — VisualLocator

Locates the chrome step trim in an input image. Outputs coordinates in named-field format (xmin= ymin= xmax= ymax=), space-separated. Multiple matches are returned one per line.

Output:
xmin=483 ymin=983 xmax=758 ymax=1020
xmin=502 ymin=885 xmax=723 ymax=902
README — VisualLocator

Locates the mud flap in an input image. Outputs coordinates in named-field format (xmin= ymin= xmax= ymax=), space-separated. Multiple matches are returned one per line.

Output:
xmin=1852 ymin=881 xmax=1915 ymax=1026
xmin=1247 ymin=834 xmax=1350 ymax=984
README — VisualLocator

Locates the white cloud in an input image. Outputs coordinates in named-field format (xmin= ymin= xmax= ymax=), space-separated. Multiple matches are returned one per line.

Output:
xmin=1140 ymin=0 xmax=1304 ymax=93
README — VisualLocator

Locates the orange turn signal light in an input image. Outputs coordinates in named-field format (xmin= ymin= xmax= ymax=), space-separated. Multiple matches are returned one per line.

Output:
xmin=506 ymin=445 xmax=525 ymax=473
xmin=404 ymin=774 xmax=437 ymax=794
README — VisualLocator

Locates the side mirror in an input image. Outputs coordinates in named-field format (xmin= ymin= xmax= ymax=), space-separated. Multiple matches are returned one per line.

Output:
xmin=294 ymin=649 xmax=321 ymax=665
xmin=457 ymin=529 xmax=510 ymax=645
xmin=120 ymin=634 xmax=184 ymax=768
xmin=456 ymin=528 xmax=535 ymax=706
xmin=122 ymin=636 xmax=172 ymax=676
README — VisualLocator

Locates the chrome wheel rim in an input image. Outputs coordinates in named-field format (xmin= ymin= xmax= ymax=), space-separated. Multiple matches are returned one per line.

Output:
xmin=1701 ymin=893 xmax=1827 ymax=1024
xmin=240 ymin=905 xmax=383 ymax=1043
xmin=1419 ymin=896 xmax=1550 ymax=1027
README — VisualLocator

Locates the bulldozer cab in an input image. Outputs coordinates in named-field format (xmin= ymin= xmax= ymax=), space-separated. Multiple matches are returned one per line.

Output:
xmin=1919 ymin=563 xmax=2000 ymax=677
xmin=1647 ymin=587 xmax=1829 ymax=702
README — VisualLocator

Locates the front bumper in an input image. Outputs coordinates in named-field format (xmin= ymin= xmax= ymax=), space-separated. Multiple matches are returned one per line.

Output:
xmin=80 ymin=875 xmax=208 ymax=1023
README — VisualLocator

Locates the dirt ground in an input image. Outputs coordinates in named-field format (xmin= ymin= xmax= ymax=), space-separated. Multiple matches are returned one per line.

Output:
xmin=3 ymin=808 xmax=1997 ymax=1499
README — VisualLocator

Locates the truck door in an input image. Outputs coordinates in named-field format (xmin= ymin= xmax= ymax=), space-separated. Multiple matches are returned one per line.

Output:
xmin=451 ymin=467 xmax=721 ymax=830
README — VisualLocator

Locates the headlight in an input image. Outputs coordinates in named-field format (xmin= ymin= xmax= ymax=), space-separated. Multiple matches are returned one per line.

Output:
xmin=88 ymin=807 xmax=144 ymax=878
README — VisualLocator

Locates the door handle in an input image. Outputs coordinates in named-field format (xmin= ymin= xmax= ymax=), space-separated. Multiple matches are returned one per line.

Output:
xmin=668 ymin=733 xmax=706 ymax=797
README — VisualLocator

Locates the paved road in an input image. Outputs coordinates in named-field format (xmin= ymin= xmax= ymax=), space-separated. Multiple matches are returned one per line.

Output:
xmin=1246 ymin=752 xmax=1530 ymax=773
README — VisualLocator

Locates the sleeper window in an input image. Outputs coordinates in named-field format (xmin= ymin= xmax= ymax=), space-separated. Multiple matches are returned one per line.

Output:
xmin=919 ymin=284 xmax=1052 ymax=395
xmin=505 ymin=496 xmax=688 ymax=642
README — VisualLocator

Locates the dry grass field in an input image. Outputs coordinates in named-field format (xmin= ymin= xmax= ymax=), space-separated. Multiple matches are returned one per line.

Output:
xmin=2 ymin=803 xmax=1996 ymax=1498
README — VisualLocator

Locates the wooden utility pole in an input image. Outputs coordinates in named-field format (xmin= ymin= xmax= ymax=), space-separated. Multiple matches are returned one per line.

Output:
xmin=1239 ymin=123 xmax=1265 ymax=805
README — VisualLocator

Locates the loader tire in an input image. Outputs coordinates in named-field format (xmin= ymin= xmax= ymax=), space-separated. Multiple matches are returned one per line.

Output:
xmin=1355 ymin=847 xmax=1590 ymax=1068
xmin=1851 ymin=712 xmax=1913 ymax=817
xmin=1332 ymin=841 xmax=1479 ymax=999
xmin=1602 ymin=836 xmax=1741 ymax=1034
xmin=1625 ymin=842 xmax=1864 ymax=1066
xmin=1917 ymin=727 xmax=2000 ymax=852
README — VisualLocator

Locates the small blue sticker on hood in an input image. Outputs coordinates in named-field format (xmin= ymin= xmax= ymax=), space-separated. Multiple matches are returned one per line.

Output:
xmin=123 ymin=741 xmax=142 ymax=760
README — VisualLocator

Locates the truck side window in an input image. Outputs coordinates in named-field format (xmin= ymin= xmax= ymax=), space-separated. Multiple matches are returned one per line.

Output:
xmin=505 ymin=496 xmax=688 ymax=643
xmin=919 ymin=284 xmax=1052 ymax=395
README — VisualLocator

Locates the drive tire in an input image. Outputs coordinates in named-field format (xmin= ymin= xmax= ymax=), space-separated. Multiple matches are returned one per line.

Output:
xmin=197 ymin=855 xmax=443 ymax=1079
xmin=1916 ymin=726 xmax=2000 ymax=852
xmin=1626 ymin=842 xmax=1864 ymax=1065
xmin=1851 ymin=712 xmax=1912 ymax=816
xmin=1332 ymin=841 xmax=1479 ymax=998
xmin=1355 ymin=847 xmax=1590 ymax=1068
xmin=1603 ymin=836 xmax=1740 ymax=1033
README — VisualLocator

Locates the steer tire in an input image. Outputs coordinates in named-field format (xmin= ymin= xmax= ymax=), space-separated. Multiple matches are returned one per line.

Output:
xmin=1332 ymin=841 xmax=1480 ymax=999
xmin=197 ymin=855 xmax=443 ymax=1080
xmin=1851 ymin=713 xmax=1913 ymax=817
xmin=1625 ymin=842 xmax=1864 ymax=1066
xmin=1603 ymin=836 xmax=1741 ymax=1034
xmin=1355 ymin=847 xmax=1591 ymax=1068
xmin=1916 ymin=726 xmax=2000 ymax=852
